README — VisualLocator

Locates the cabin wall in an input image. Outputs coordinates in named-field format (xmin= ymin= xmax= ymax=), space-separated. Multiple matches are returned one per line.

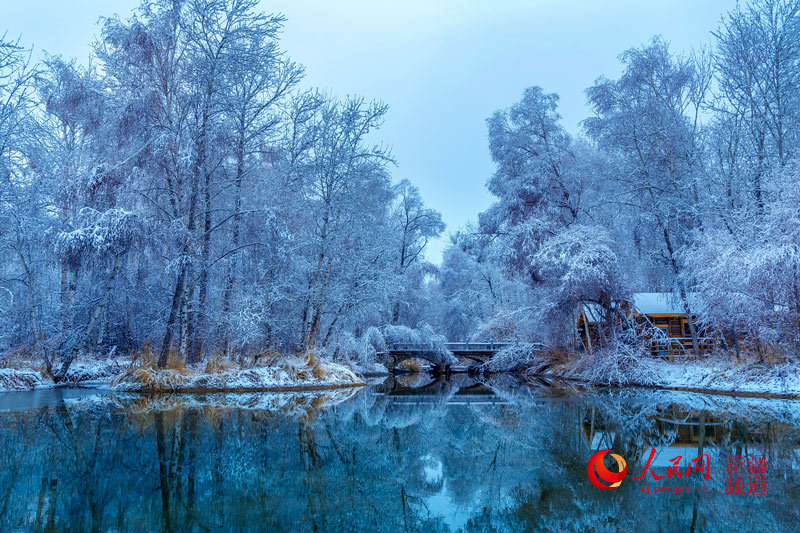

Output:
xmin=577 ymin=310 xmax=721 ymax=357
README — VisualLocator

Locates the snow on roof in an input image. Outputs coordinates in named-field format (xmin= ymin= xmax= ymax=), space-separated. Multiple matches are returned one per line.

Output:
xmin=632 ymin=292 xmax=702 ymax=316
xmin=579 ymin=293 xmax=704 ymax=323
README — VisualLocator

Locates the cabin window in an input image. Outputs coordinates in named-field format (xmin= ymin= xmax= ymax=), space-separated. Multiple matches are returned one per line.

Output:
xmin=669 ymin=319 xmax=682 ymax=337
xmin=691 ymin=423 xmax=716 ymax=439
xmin=653 ymin=317 xmax=669 ymax=327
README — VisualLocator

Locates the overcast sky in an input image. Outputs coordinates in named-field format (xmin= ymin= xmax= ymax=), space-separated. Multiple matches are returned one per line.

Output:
xmin=4 ymin=0 xmax=735 ymax=263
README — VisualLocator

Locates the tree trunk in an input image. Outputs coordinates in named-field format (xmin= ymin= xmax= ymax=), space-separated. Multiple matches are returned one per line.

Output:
xmin=220 ymin=136 xmax=246 ymax=352
xmin=19 ymin=252 xmax=50 ymax=375
xmin=661 ymin=226 xmax=701 ymax=354
xmin=191 ymin=76 xmax=215 ymax=364
xmin=158 ymin=266 xmax=186 ymax=368
xmin=181 ymin=279 xmax=196 ymax=364
xmin=303 ymin=213 xmax=330 ymax=349
xmin=54 ymin=255 xmax=121 ymax=382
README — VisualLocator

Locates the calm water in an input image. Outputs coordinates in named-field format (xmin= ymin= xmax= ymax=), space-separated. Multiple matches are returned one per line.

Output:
xmin=1 ymin=375 xmax=799 ymax=532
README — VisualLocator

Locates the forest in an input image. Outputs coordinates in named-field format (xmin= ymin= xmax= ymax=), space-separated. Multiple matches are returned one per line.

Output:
xmin=1 ymin=0 xmax=799 ymax=386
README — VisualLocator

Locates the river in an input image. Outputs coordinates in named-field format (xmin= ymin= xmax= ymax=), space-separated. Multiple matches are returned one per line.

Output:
xmin=0 ymin=374 xmax=798 ymax=532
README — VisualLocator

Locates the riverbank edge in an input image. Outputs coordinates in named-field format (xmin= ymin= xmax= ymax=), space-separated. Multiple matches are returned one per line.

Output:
xmin=536 ymin=372 xmax=800 ymax=400
xmin=109 ymin=382 xmax=368 ymax=394
xmin=1 ymin=357 xmax=370 ymax=393
xmin=0 ymin=373 xmax=371 ymax=394
xmin=4 ymin=357 xmax=800 ymax=400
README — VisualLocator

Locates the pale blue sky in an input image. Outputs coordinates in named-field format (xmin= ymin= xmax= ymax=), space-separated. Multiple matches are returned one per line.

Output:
xmin=3 ymin=0 xmax=736 ymax=263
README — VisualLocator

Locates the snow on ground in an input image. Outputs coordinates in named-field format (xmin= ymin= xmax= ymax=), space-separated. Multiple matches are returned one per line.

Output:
xmin=0 ymin=356 xmax=132 ymax=392
xmin=541 ymin=356 xmax=800 ymax=398
xmin=63 ymin=357 xmax=131 ymax=384
xmin=112 ymin=356 xmax=366 ymax=392
xmin=1 ymin=354 xmax=366 ymax=392
xmin=350 ymin=360 xmax=391 ymax=377
xmin=638 ymin=358 xmax=800 ymax=396
xmin=3 ymin=351 xmax=799 ymax=398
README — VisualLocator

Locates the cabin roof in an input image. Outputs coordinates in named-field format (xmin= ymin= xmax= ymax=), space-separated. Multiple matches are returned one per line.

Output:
xmin=632 ymin=292 xmax=702 ymax=316
xmin=580 ymin=292 xmax=704 ymax=324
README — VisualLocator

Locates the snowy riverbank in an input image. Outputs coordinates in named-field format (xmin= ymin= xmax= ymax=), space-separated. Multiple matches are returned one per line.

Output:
xmin=542 ymin=356 xmax=800 ymax=398
xmin=0 ymin=368 xmax=52 ymax=391
xmin=4 ymin=353 xmax=800 ymax=398
xmin=640 ymin=358 xmax=800 ymax=397
xmin=0 ymin=357 xmax=129 ymax=392
xmin=112 ymin=356 xmax=366 ymax=392
xmin=0 ymin=355 xmax=367 ymax=393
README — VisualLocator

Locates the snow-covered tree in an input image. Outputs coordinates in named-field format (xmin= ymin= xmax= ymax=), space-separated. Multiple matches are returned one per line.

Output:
xmin=683 ymin=161 xmax=800 ymax=354
xmin=584 ymin=37 xmax=710 ymax=352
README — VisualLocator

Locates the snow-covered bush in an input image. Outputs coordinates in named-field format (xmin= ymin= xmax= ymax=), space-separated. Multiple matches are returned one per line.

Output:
xmin=324 ymin=326 xmax=386 ymax=365
xmin=361 ymin=326 xmax=385 ymax=363
xmin=483 ymin=343 xmax=546 ymax=373
xmin=566 ymin=329 xmax=656 ymax=386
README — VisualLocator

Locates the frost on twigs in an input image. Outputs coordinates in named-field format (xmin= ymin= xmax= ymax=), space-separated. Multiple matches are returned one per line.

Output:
xmin=681 ymin=163 xmax=800 ymax=358
xmin=562 ymin=330 xmax=656 ymax=387
xmin=320 ymin=328 xmax=391 ymax=375
xmin=329 ymin=327 xmax=385 ymax=365
xmin=54 ymin=207 xmax=143 ymax=260
xmin=483 ymin=343 xmax=546 ymax=373
xmin=329 ymin=324 xmax=456 ymax=370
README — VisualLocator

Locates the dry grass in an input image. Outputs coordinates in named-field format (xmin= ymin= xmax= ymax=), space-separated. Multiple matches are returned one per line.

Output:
xmin=204 ymin=355 xmax=234 ymax=374
xmin=112 ymin=349 xmax=194 ymax=391
xmin=752 ymin=342 xmax=791 ymax=365
xmin=113 ymin=366 xmax=189 ymax=391
xmin=543 ymin=347 xmax=570 ymax=366
xmin=0 ymin=368 xmax=46 ymax=390
xmin=250 ymin=349 xmax=281 ymax=367
xmin=0 ymin=347 xmax=49 ymax=374
xmin=112 ymin=349 xmax=364 ymax=392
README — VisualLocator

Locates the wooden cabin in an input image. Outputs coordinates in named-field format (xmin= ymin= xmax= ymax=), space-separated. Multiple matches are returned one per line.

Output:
xmin=577 ymin=293 xmax=715 ymax=357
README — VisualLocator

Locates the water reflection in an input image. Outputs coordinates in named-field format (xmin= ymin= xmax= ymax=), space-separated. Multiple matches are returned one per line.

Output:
xmin=1 ymin=379 xmax=800 ymax=531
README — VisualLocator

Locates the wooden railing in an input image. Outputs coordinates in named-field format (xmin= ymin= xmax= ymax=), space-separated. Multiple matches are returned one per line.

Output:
xmin=382 ymin=342 xmax=512 ymax=354
xmin=649 ymin=336 xmax=715 ymax=358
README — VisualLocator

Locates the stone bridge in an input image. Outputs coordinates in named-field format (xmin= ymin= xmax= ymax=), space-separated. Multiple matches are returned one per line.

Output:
xmin=377 ymin=342 xmax=512 ymax=374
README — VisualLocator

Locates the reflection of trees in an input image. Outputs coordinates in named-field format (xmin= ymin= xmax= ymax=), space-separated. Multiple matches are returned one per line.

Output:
xmin=0 ymin=407 xmax=46 ymax=523
xmin=299 ymin=413 xmax=326 ymax=532
xmin=0 ymin=386 xmax=799 ymax=531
